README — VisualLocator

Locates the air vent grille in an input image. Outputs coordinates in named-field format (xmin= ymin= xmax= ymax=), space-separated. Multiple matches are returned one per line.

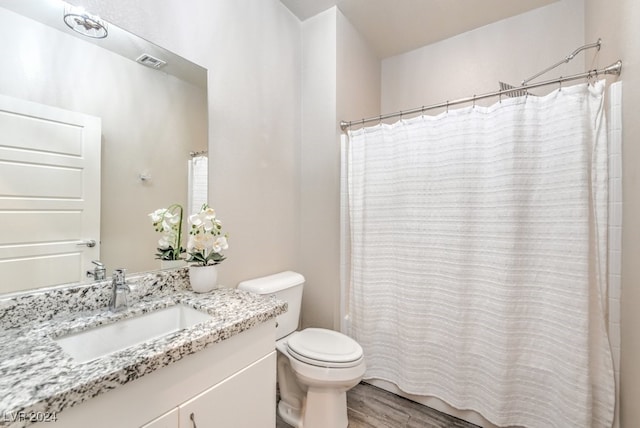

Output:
xmin=135 ymin=54 xmax=167 ymax=69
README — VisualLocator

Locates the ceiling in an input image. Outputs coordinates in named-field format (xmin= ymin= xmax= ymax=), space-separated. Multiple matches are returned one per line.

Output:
xmin=280 ymin=0 xmax=558 ymax=58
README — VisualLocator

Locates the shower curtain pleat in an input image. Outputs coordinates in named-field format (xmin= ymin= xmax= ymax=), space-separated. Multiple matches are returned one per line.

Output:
xmin=345 ymin=81 xmax=614 ymax=428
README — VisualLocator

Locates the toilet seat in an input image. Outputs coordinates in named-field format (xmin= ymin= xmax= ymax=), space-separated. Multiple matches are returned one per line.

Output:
xmin=287 ymin=328 xmax=363 ymax=368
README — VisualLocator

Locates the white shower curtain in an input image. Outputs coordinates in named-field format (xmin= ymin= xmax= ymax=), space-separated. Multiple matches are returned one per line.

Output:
xmin=344 ymin=81 xmax=614 ymax=428
xmin=188 ymin=155 xmax=208 ymax=214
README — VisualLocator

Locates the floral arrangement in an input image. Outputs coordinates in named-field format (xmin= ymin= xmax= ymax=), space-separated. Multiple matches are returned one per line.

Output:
xmin=148 ymin=204 xmax=184 ymax=261
xmin=186 ymin=204 xmax=229 ymax=266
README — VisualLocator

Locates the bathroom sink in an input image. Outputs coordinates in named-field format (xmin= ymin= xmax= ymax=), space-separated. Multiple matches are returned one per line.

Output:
xmin=55 ymin=304 xmax=213 ymax=363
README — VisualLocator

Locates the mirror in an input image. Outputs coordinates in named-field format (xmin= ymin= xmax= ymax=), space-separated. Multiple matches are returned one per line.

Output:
xmin=0 ymin=0 xmax=208 ymax=294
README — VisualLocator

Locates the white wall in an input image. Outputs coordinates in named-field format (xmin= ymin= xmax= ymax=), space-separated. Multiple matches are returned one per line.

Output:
xmin=300 ymin=9 xmax=338 ymax=329
xmin=382 ymin=0 xmax=585 ymax=114
xmin=336 ymin=9 xmax=381 ymax=125
xmin=68 ymin=0 xmax=303 ymax=288
xmin=299 ymin=7 xmax=380 ymax=329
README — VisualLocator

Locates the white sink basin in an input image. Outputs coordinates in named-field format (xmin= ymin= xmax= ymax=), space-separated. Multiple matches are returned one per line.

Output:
xmin=55 ymin=304 xmax=213 ymax=363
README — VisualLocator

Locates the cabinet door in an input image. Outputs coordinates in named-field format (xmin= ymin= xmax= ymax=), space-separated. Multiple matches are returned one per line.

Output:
xmin=140 ymin=408 xmax=179 ymax=428
xmin=179 ymin=351 xmax=276 ymax=428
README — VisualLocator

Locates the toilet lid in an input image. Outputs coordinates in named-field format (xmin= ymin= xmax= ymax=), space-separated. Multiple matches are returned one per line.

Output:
xmin=287 ymin=328 xmax=363 ymax=368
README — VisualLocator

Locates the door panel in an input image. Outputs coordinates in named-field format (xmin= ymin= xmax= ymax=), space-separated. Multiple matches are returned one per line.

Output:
xmin=0 ymin=161 xmax=83 ymax=198
xmin=0 ymin=94 xmax=101 ymax=292
xmin=0 ymin=110 xmax=83 ymax=155
xmin=0 ymin=211 xmax=82 ymax=243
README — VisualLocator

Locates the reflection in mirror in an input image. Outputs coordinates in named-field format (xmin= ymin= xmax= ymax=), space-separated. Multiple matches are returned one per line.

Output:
xmin=0 ymin=0 xmax=208 ymax=294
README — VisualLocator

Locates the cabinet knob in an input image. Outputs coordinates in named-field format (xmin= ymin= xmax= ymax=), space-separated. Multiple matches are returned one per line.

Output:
xmin=190 ymin=412 xmax=198 ymax=428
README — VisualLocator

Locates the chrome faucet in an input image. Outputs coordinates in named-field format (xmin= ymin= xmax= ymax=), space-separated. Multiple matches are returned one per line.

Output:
xmin=110 ymin=268 xmax=130 ymax=312
xmin=86 ymin=260 xmax=106 ymax=281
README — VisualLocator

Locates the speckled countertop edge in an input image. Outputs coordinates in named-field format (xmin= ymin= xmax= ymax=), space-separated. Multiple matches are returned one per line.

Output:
xmin=0 ymin=269 xmax=286 ymax=428
xmin=0 ymin=268 xmax=191 ymax=330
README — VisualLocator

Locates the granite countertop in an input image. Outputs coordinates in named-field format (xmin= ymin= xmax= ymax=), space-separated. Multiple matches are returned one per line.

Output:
xmin=0 ymin=268 xmax=286 ymax=427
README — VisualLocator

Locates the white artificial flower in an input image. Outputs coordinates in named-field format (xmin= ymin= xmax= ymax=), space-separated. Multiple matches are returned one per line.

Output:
xmin=185 ymin=204 xmax=228 ymax=264
xmin=203 ymin=207 xmax=216 ymax=219
xmin=189 ymin=212 xmax=204 ymax=228
xmin=189 ymin=209 xmax=220 ymax=234
xmin=149 ymin=204 xmax=185 ymax=260
xmin=203 ymin=218 xmax=215 ymax=232
xmin=164 ymin=211 xmax=180 ymax=225
xmin=149 ymin=208 xmax=168 ymax=222
xmin=158 ymin=212 xmax=179 ymax=233
xmin=158 ymin=236 xmax=171 ymax=249
xmin=212 ymin=236 xmax=229 ymax=253
xmin=188 ymin=233 xmax=216 ymax=251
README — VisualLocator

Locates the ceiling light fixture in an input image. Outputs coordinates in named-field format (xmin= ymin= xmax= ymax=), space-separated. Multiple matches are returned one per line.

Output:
xmin=63 ymin=5 xmax=108 ymax=39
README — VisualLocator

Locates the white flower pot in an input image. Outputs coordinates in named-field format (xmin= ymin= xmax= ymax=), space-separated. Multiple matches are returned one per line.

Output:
xmin=160 ymin=259 xmax=187 ymax=270
xmin=189 ymin=265 xmax=219 ymax=293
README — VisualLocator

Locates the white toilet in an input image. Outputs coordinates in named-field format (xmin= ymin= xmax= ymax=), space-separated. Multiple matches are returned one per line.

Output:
xmin=238 ymin=271 xmax=366 ymax=428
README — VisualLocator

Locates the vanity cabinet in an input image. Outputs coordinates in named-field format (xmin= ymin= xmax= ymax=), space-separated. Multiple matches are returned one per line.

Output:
xmin=178 ymin=353 xmax=275 ymax=427
xmin=34 ymin=320 xmax=276 ymax=428
xmin=140 ymin=352 xmax=275 ymax=428
xmin=140 ymin=409 xmax=178 ymax=428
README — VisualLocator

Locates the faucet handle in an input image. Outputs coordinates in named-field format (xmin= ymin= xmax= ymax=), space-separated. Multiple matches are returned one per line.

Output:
xmin=113 ymin=268 xmax=126 ymax=284
xmin=86 ymin=260 xmax=107 ymax=280
xmin=109 ymin=268 xmax=131 ymax=312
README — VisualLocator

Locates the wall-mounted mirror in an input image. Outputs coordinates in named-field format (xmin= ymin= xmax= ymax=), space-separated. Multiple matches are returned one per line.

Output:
xmin=0 ymin=0 xmax=208 ymax=294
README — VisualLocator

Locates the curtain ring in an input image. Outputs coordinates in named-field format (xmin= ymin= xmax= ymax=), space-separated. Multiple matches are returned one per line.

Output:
xmin=446 ymin=101 xmax=449 ymax=113
xmin=378 ymin=115 xmax=382 ymax=125
xmin=558 ymin=78 xmax=563 ymax=92
xmin=361 ymin=118 xmax=365 ymax=127
xmin=421 ymin=106 xmax=425 ymax=118
xmin=473 ymin=95 xmax=476 ymax=108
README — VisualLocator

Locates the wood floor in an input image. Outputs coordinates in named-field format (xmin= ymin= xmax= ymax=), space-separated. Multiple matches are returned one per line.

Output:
xmin=276 ymin=382 xmax=480 ymax=428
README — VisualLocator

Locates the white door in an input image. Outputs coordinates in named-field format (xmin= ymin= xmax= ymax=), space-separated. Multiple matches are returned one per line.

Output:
xmin=0 ymin=94 xmax=101 ymax=292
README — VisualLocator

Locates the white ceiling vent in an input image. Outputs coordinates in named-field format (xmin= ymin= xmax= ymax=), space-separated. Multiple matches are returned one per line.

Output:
xmin=135 ymin=54 xmax=167 ymax=69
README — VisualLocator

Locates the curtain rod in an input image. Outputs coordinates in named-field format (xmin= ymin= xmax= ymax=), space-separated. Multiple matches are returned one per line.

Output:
xmin=340 ymin=60 xmax=622 ymax=131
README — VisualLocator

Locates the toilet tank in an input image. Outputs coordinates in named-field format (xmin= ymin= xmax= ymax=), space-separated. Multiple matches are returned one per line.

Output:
xmin=237 ymin=271 xmax=304 ymax=340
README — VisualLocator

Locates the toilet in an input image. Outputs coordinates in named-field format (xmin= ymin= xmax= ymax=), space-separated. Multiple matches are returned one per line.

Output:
xmin=237 ymin=271 xmax=366 ymax=428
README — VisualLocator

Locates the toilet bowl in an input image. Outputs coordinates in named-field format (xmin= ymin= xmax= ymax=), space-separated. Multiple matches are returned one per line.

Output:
xmin=237 ymin=271 xmax=366 ymax=428
xmin=276 ymin=329 xmax=366 ymax=428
